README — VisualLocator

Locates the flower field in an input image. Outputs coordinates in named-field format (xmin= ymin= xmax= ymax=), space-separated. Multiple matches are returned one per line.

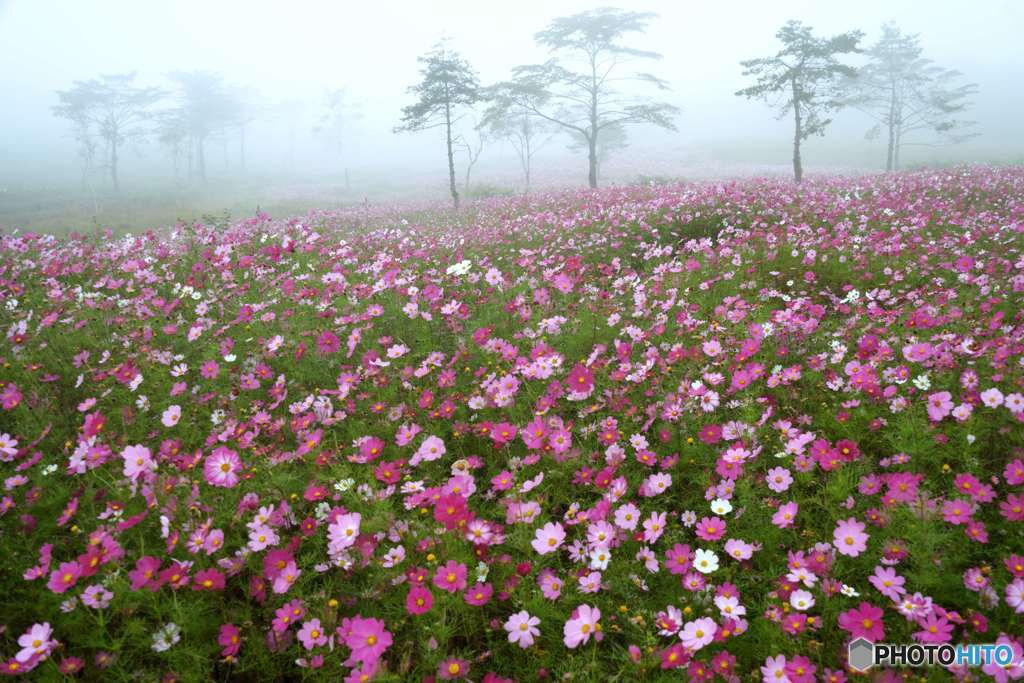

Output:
xmin=2 ymin=166 xmax=1024 ymax=681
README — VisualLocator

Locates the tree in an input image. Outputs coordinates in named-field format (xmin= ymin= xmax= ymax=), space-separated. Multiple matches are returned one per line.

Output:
xmin=396 ymin=40 xmax=480 ymax=208
xmin=314 ymin=86 xmax=363 ymax=190
xmin=568 ymin=120 xmax=628 ymax=183
xmin=480 ymin=96 xmax=553 ymax=192
xmin=167 ymin=71 xmax=239 ymax=182
xmin=736 ymin=20 xmax=862 ymax=183
xmin=495 ymin=7 xmax=678 ymax=189
xmin=456 ymin=126 xmax=487 ymax=197
xmin=155 ymin=109 xmax=189 ymax=181
xmin=53 ymin=73 xmax=164 ymax=191
xmin=315 ymin=87 xmax=363 ymax=159
xmin=842 ymin=23 xmax=978 ymax=171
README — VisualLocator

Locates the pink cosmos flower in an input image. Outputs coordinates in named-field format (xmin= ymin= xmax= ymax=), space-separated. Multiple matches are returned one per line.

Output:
xmin=914 ymin=612 xmax=953 ymax=644
xmin=832 ymin=517 xmax=869 ymax=557
xmin=679 ymin=617 xmax=717 ymax=652
xmin=563 ymin=604 xmax=601 ymax=648
xmin=438 ymin=657 xmax=470 ymax=680
xmin=838 ymin=602 xmax=885 ymax=641
xmin=869 ymin=565 xmax=906 ymax=601
xmin=342 ymin=617 xmax=392 ymax=668
xmin=47 ymin=561 xmax=81 ymax=594
xmin=772 ymin=501 xmax=798 ymax=529
xmin=406 ymin=586 xmax=433 ymax=615
xmin=980 ymin=634 xmax=1024 ymax=682
xmin=642 ymin=511 xmax=667 ymax=543
xmin=218 ymin=623 xmax=241 ymax=658
xmin=411 ymin=435 xmax=445 ymax=466
xmin=531 ymin=522 xmax=565 ymax=555
xmin=695 ymin=516 xmax=726 ymax=542
xmin=504 ymin=610 xmax=540 ymax=649
xmin=297 ymin=619 xmax=327 ymax=650
xmin=724 ymin=538 xmax=754 ymax=561
xmin=463 ymin=582 xmax=493 ymax=606
xmin=766 ymin=467 xmax=793 ymax=493
xmin=538 ymin=570 xmax=562 ymax=600
xmin=980 ymin=387 xmax=1004 ymax=408
xmin=433 ymin=561 xmax=468 ymax=594
xmin=16 ymin=623 xmax=54 ymax=663
xmin=203 ymin=447 xmax=241 ymax=488
xmin=161 ymin=404 xmax=182 ymax=427
xmin=272 ymin=562 xmax=301 ymax=594
xmin=1007 ymin=578 xmax=1024 ymax=614
xmin=926 ymin=391 xmax=954 ymax=421
xmin=121 ymin=445 xmax=154 ymax=481
xmin=328 ymin=512 xmax=361 ymax=555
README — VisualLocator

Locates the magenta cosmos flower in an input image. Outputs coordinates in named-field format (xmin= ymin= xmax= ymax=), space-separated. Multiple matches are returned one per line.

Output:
xmin=838 ymin=602 xmax=885 ymax=641
xmin=343 ymin=617 xmax=392 ymax=668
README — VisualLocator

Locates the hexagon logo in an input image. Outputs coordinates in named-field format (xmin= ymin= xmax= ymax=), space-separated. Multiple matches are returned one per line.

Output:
xmin=848 ymin=638 xmax=875 ymax=672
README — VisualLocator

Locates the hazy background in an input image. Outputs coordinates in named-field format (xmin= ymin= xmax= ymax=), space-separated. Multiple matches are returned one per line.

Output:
xmin=1 ymin=0 xmax=1022 ymax=231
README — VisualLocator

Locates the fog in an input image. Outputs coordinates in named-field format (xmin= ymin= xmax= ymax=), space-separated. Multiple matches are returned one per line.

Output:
xmin=1 ymin=0 xmax=1022 ymax=228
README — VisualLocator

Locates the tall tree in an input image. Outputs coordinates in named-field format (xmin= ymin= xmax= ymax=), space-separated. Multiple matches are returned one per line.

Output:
xmin=480 ymin=96 xmax=552 ymax=193
xmin=167 ymin=71 xmax=238 ymax=182
xmin=495 ymin=7 xmax=678 ymax=189
xmin=736 ymin=21 xmax=862 ymax=183
xmin=567 ymin=120 xmax=628 ymax=183
xmin=396 ymin=40 xmax=480 ymax=208
xmin=843 ymin=23 xmax=978 ymax=171
xmin=53 ymin=73 xmax=163 ymax=191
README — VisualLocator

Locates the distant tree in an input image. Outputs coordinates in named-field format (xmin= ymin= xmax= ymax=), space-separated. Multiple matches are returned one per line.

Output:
xmin=495 ymin=8 xmax=678 ymax=189
xmin=52 ymin=72 xmax=164 ymax=191
xmin=230 ymin=86 xmax=263 ymax=174
xmin=842 ymin=23 xmax=978 ymax=171
xmin=568 ymin=120 xmax=629 ymax=183
xmin=272 ymin=99 xmax=310 ymax=177
xmin=167 ymin=71 xmax=239 ymax=182
xmin=480 ymin=96 xmax=553 ymax=192
xmin=736 ymin=20 xmax=863 ymax=183
xmin=396 ymin=40 xmax=480 ymax=208
xmin=456 ymin=125 xmax=488 ymax=197
xmin=314 ymin=87 xmax=364 ymax=165
xmin=154 ymin=110 xmax=189 ymax=181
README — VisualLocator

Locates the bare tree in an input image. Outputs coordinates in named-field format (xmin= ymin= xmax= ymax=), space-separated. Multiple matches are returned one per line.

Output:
xmin=456 ymin=125 xmax=487 ymax=197
xmin=736 ymin=20 xmax=862 ymax=183
xmin=842 ymin=23 xmax=978 ymax=171
xmin=480 ymin=97 xmax=552 ymax=192
xmin=494 ymin=8 xmax=678 ymax=188
xmin=53 ymin=73 xmax=164 ymax=191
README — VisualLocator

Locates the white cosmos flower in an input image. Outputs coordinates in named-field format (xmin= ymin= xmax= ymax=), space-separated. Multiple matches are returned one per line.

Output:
xmin=446 ymin=259 xmax=472 ymax=276
xmin=710 ymin=498 xmax=733 ymax=515
xmin=693 ymin=549 xmax=719 ymax=574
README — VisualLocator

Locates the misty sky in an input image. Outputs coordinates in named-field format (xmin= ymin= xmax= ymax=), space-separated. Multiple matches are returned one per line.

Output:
xmin=1 ymin=0 xmax=1022 ymax=188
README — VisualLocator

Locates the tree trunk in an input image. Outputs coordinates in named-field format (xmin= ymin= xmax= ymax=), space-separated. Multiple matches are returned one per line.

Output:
xmin=893 ymin=126 xmax=901 ymax=171
xmin=587 ymin=135 xmax=598 ymax=189
xmin=110 ymin=136 xmax=120 ymax=192
xmin=885 ymin=84 xmax=896 ymax=172
xmin=198 ymin=135 xmax=206 ymax=181
xmin=791 ymin=76 xmax=803 ymax=184
xmin=239 ymin=125 xmax=246 ymax=174
xmin=444 ymin=95 xmax=459 ymax=209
